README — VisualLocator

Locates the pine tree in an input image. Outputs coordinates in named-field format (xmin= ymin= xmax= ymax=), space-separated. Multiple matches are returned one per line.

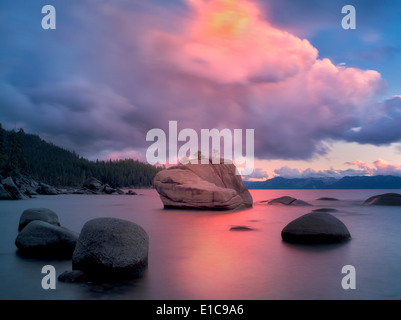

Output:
xmin=0 ymin=124 xmax=5 ymax=174
xmin=5 ymin=129 xmax=25 ymax=176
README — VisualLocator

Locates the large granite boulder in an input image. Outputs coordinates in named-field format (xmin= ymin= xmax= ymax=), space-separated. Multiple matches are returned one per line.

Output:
xmin=72 ymin=217 xmax=149 ymax=280
xmin=363 ymin=193 xmax=401 ymax=206
xmin=18 ymin=208 xmax=61 ymax=232
xmin=281 ymin=212 xmax=351 ymax=244
xmin=153 ymin=159 xmax=253 ymax=210
xmin=268 ymin=196 xmax=311 ymax=206
xmin=15 ymin=220 xmax=79 ymax=258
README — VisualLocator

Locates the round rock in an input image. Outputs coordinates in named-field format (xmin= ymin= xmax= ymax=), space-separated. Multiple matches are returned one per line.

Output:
xmin=18 ymin=208 xmax=60 ymax=232
xmin=363 ymin=193 xmax=401 ymax=206
xmin=72 ymin=217 xmax=149 ymax=280
xmin=281 ymin=212 xmax=351 ymax=244
xmin=15 ymin=220 xmax=79 ymax=258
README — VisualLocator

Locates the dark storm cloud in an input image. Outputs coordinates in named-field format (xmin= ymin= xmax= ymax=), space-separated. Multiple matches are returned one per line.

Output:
xmin=345 ymin=96 xmax=401 ymax=145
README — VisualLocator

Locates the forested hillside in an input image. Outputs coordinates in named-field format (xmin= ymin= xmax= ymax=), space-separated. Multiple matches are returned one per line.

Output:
xmin=0 ymin=124 xmax=162 ymax=188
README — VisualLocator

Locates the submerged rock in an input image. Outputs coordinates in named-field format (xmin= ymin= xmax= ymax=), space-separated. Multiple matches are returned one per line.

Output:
xmin=15 ymin=220 xmax=79 ymax=258
xmin=72 ymin=217 xmax=149 ymax=280
xmin=229 ymin=225 xmax=255 ymax=231
xmin=363 ymin=193 xmax=401 ymax=206
xmin=268 ymin=196 xmax=311 ymax=206
xmin=312 ymin=208 xmax=339 ymax=213
xmin=281 ymin=212 xmax=351 ymax=244
xmin=153 ymin=159 xmax=253 ymax=210
xmin=317 ymin=197 xmax=339 ymax=201
xmin=18 ymin=208 xmax=60 ymax=232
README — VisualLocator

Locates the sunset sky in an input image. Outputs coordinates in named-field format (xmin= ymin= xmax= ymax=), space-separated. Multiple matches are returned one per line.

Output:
xmin=1 ymin=0 xmax=401 ymax=179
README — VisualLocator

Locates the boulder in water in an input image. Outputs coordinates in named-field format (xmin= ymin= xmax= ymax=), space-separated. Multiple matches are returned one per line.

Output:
xmin=18 ymin=208 xmax=60 ymax=232
xmin=15 ymin=220 xmax=79 ymax=258
xmin=281 ymin=212 xmax=351 ymax=244
xmin=153 ymin=159 xmax=253 ymax=210
xmin=317 ymin=197 xmax=339 ymax=201
xmin=363 ymin=193 xmax=401 ymax=206
xmin=268 ymin=196 xmax=311 ymax=206
xmin=72 ymin=217 xmax=149 ymax=280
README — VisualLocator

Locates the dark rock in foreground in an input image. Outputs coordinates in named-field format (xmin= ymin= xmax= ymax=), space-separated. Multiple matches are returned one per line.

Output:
xmin=363 ymin=193 xmax=401 ymax=206
xmin=18 ymin=208 xmax=60 ymax=232
xmin=281 ymin=212 xmax=351 ymax=244
xmin=268 ymin=196 xmax=311 ymax=206
xmin=15 ymin=220 xmax=79 ymax=258
xmin=153 ymin=159 xmax=253 ymax=210
xmin=72 ymin=217 xmax=149 ymax=280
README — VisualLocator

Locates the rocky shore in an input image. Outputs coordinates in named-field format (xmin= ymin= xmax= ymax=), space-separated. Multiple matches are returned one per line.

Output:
xmin=0 ymin=174 xmax=138 ymax=200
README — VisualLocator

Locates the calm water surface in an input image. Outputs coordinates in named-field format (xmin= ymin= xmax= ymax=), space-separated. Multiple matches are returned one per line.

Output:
xmin=1 ymin=189 xmax=401 ymax=300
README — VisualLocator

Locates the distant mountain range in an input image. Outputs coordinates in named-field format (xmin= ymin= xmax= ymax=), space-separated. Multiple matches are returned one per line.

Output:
xmin=244 ymin=175 xmax=401 ymax=189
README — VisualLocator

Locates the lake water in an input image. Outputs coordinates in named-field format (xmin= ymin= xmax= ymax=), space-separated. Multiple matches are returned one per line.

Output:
xmin=1 ymin=189 xmax=401 ymax=300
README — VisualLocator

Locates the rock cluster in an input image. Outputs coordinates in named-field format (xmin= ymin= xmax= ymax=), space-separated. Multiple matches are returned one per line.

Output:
xmin=72 ymin=177 xmax=134 ymax=196
xmin=0 ymin=174 xmax=61 ymax=199
xmin=0 ymin=175 xmax=137 ymax=200
xmin=153 ymin=159 xmax=253 ymax=210
xmin=14 ymin=209 xmax=149 ymax=282
xmin=15 ymin=208 xmax=79 ymax=258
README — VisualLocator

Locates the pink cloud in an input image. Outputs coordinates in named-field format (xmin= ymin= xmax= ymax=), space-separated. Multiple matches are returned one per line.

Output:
xmin=1 ymin=0 xmax=397 ymax=163
xmin=148 ymin=0 xmax=318 ymax=84
xmin=346 ymin=159 xmax=401 ymax=176
xmin=274 ymin=158 xmax=401 ymax=178
xmin=135 ymin=0 xmax=386 ymax=160
xmin=373 ymin=159 xmax=401 ymax=176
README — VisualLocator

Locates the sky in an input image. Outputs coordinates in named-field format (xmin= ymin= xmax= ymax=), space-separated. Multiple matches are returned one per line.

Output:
xmin=1 ymin=0 xmax=401 ymax=180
